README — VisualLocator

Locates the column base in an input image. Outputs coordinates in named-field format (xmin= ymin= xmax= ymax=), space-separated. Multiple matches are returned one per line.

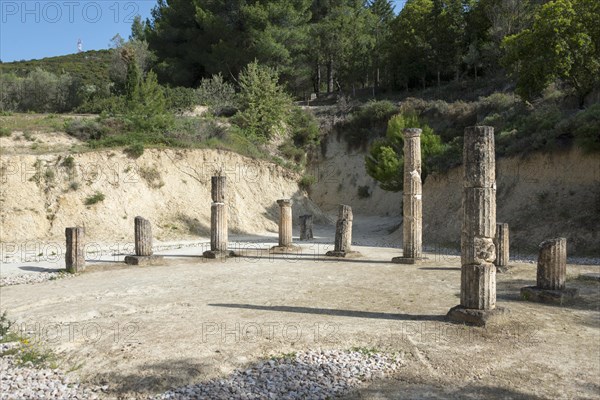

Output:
xmin=270 ymin=245 xmax=301 ymax=254
xmin=203 ymin=250 xmax=236 ymax=259
xmin=447 ymin=305 xmax=509 ymax=327
xmin=391 ymin=256 xmax=428 ymax=264
xmin=520 ymin=286 xmax=579 ymax=304
xmin=325 ymin=250 xmax=361 ymax=258
xmin=299 ymin=236 xmax=314 ymax=241
xmin=124 ymin=255 xmax=164 ymax=266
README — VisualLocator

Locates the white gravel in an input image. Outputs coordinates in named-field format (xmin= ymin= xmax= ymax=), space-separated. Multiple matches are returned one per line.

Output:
xmin=0 ymin=342 xmax=103 ymax=400
xmin=0 ymin=272 xmax=73 ymax=287
xmin=155 ymin=349 xmax=404 ymax=400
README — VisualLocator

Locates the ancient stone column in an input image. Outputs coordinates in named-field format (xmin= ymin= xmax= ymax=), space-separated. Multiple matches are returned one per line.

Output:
xmin=326 ymin=204 xmax=359 ymax=257
xmin=277 ymin=199 xmax=293 ymax=247
xmin=448 ymin=126 xmax=505 ymax=326
xmin=134 ymin=216 xmax=153 ymax=256
xmin=299 ymin=215 xmax=313 ymax=240
xmin=210 ymin=202 xmax=228 ymax=252
xmin=65 ymin=227 xmax=85 ymax=273
xmin=521 ymin=237 xmax=577 ymax=303
xmin=393 ymin=128 xmax=423 ymax=264
xmin=211 ymin=176 xmax=226 ymax=202
xmin=494 ymin=223 xmax=509 ymax=272
xmin=537 ymin=238 xmax=566 ymax=290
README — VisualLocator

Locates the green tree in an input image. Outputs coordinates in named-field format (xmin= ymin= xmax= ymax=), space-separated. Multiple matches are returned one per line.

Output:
xmin=502 ymin=0 xmax=600 ymax=106
xmin=236 ymin=61 xmax=293 ymax=141
xmin=365 ymin=113 xmax=443 ymax=191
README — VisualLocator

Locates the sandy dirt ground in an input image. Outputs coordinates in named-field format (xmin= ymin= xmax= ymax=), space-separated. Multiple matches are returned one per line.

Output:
xmin=1 ymin=221 xmax=599 ymax=399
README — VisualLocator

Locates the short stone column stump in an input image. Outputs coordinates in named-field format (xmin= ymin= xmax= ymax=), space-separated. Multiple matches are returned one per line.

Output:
xmin=125 ymin=216 xmax=164 ymax=266
xmin=271 ymin=199 xmax=300 ymax=253
xmin=325 ymin=205 xmax=360 ymax=258
xmin=521 ymin=238 xmax=578 ymax=304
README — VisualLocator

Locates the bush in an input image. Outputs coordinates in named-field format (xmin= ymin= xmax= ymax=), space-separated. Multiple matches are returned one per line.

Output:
xmin=298 ymin=174 xmax=316 ymax=192
xmin=357 ymin=185 xmax=371 ymax=198
xmin=124 ymin=143 xmax=145 ymax=158
xmin=65 ymin=118 xmax=106 ymax=141
xmin=572 ymin=104 xmax=600 ymax=152
xmin=340 ymin=100 xmax=398 ymax=149
xmin=84 ymin=191 xmax=105 ymax=205
xmin=0 ymin=127 xmax=11 ymax=137
xmin=61 ymin=155 xmax=75 ymax=169
xmin=164 ymin=86 xmax=197 ymax=113
xmin=235 ymin=61 xmax=292 ymax=142
xmin=196 ymin=73 xmax=237 ymax=116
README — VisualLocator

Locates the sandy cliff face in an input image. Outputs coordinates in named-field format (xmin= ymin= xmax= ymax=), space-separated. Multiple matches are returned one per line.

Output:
xmin=312 ymin=133 xmax=600 ymax=256
xmin=0 ymin=148 xmax=328 ymax=243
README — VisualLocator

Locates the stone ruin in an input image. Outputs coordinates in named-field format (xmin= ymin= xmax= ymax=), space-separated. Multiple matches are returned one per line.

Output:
xmin=204 ymin=176 xmax=235 ymax=258
xmin=125 ymin=216 xmax=164 ymax=266
xmin=326 ymin=204 xmax=360 ymax=258
xmin=270 ymin=199 xmax=300 ymax=253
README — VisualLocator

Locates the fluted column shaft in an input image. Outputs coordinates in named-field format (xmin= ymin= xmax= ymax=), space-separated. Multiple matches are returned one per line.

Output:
xmin=211 ymin=176 xmax=226 ymax=202
xmin=277 ymin=199 xmax=293 ymax=247
xmin=403 ymin=128 xmax=423 ymax=259
xmin=494 ymin=223 xmax=509 ymax=269
xmin=461 ymin=126 xmax=497 ymax=310
xmin=299 ymin=215 xmax=313 ymax=240
xmin=537 ymin=238 xmax=566 ymax=290
xmin=134 ymin=216 xmax=153 ymax=256
xmin=211 ymin=203 xmax=228 ymax=252
xmin=334 ymin=204 xmax=353 ymax=252
xmin=65 ymin=227 xmax=85 ymax=273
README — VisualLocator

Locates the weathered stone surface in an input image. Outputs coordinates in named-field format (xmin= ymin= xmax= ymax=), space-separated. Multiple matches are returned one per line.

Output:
xmin=457 ymin=126 xmax=498 ymax=312
xmin=327 ymin=205 xmax=357 ymax=258
xmin=494 ymin=223 xmax=510 ymax=272
xmin=463 ymin=126 xmax=495 ymax=188
xmin=134 ymin=216 xmax=153 ymax=256
xmin=402 ymin=128 xmax=423 ymax=260
xmin=447 ymin=305 xmax=509 ymax=327
xmin=203 ymin=250 xmax=235 ymax=259
xmin=277 ymin=199 xmax=293 ymax=247
xmin=65 ymin=227 xmax=85 ymax=273
xmin=520 ymin=286 xmax=579 ymax=304
xmin=461 ymin=262 xmax=496 ymax=309
xmin=537 ymin=237 xmax=566 ymax=290
xmin=299 ymin=215 xmax=313 ymax=240
xmin=210 ymin=202 xmax=228 ymax=252
xmin=124 ymin=255 xmax=164 ymax=266
xmin=211 ymin=176 xmax=226 ymax=202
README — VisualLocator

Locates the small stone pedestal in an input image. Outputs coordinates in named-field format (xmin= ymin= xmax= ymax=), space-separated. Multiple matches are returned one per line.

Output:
xmin=65 ymin=227 xmax=85 ymax=273
xmin=299 ymin=215 xmax=313 ymax=240
xmin=326 ymin=205 xmax=360 ymax=258
xmin=125 ymin=216 xmax=164 ymax=266
xmin=521 ymin=238 xmax=578 ymax=304
xmin=494 ymin=223 xmax=510 ymax=273
xmin=447 ymin=305 xmax=509 ymax=327
xmin=271 ymin=199 xmax=300 ymax=253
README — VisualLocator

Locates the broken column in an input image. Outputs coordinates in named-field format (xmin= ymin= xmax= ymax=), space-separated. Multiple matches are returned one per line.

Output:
xmin=326 ymin=204 xmax=359 ymax=257
xmin=125 ymin=217 xmax=164 ymax=265
xmin=299 ymin=214 xmax=314 ymax=240
xmin=65 ymin=227 xmax=85 ymax=273
xmin=271 ymin=199 xmax=299 ymax=252
xmin=204 ymin=176 xmax=234 ymax=258
xmin=392 ymin=128 xmax=424 ymax=264
xmin=448 ymin=126 xmax=506 ymax=326
xmin=521 ymin=238 xmax=578 ymax=303
xmin=494 ymin=223 xmax=510 ymax=272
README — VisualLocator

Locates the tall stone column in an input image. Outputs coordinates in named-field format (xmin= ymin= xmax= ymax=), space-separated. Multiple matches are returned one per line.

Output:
xmin=326 ymin=204 xmax=359 ymax=257
xmin=204 ymin=176 xmax=234 ymax=258
xmin=494 ymin=223 xmax=510 ymax=272
xmin=65 ymin=227 xmax=85 ymax=273
xmin=125 ymin=217 xmax=163 ymax=265
xmin=299 ymin=215 xmax=314 ymax=240
xmin=521 ymin=238 xmax=578 ymax=303
xmin=448 ymin=126 xmax=506 ymax=326
xmin=271 ymin=199 xmax=299 ymax=253
xmin=393 ymin=128 xmax=424 ymax=264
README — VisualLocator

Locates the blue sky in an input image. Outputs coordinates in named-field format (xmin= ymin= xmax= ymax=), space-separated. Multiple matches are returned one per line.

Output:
xmin=1 ymin=0 xmax=407 ymax=63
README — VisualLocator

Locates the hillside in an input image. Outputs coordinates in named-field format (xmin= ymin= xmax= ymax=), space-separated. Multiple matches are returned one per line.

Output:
xmin=0 ymin=50 xmax=111 ymax=86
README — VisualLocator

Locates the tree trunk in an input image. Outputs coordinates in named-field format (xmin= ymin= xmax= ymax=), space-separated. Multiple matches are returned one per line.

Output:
xmin=327 ymin=58 xmax=334 ymax=94
xmin=437 ymin=70 xmax=441 ymax=87
xmin=314 ymin=61 xmax=321 ymax=95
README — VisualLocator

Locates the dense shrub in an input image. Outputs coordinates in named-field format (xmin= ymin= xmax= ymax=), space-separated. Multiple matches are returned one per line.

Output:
xmin=196 ymin=74 xmax=238 ymax=116
xmin=65 ymin=119 xmax=106 ymax=141
xmin=164 ymin=86 xmax=197 ymax=113
xmin=339 ymin=100 xmax=398 ymax=149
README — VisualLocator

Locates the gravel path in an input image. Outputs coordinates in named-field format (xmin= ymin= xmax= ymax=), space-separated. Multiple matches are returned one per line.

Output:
xmin=0 ymin=272 xmax=73 ymax=287
xmin=0 ymin=342 xmax=104 ymax=400
xmin=155 ymin=349 xmax=404 ymax=400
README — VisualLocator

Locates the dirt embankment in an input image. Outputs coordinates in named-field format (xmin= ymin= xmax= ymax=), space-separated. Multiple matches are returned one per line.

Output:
xmin=0 ymin=146 xmax=328 ymax=244
xmin=312 ymin=134 xmax=600 ymax=256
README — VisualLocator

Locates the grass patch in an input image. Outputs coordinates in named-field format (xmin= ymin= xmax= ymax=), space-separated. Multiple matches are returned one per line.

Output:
xmin=84 ymin=191 xmax=105 ymax=205
xmin=350 ymin=346 xmax=380 ymax=356
xmin=0 ymin=127 xmax=11 ymax=137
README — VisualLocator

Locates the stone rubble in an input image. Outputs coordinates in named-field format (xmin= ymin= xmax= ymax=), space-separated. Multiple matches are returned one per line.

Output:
xmin=0 ymin=272 xmax=73 ymax=287
xmin=155 ymin=349 xmax=404 ymax=400
xmin=0 ymin=342 xmax=102 ymax=400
